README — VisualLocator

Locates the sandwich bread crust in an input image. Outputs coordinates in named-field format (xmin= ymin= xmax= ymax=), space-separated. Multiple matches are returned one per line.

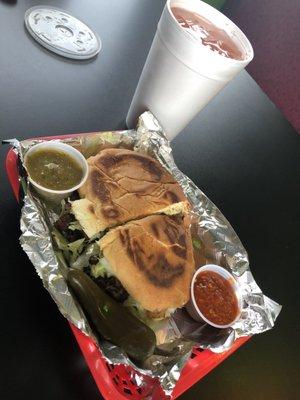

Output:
xmin=99 ymin=214 xmax=195 ymax=314
xmin=71 ymin=148 xmax=189 ymax=237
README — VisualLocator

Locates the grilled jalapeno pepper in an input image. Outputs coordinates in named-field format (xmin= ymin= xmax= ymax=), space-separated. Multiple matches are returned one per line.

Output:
xmin=67 ymin=268 xmax=156 ymax=361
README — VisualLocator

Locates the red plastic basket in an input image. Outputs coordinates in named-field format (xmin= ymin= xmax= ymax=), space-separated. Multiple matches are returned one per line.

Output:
xmin=5 ymin=134 xmax=250 ymax=400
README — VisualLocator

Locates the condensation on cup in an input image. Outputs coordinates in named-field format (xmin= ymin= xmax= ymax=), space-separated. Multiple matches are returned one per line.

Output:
xmin=126 ymin=0 xmax=254 ymax=140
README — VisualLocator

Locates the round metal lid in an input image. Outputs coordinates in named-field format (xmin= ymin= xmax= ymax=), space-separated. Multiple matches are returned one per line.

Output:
xmin=25 ymin=6 xmax=101 ymax=60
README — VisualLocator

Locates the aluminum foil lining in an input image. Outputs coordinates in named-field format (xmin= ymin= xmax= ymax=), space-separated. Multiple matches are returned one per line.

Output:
xmin=8 ymin=111 xmax=281 ymax=396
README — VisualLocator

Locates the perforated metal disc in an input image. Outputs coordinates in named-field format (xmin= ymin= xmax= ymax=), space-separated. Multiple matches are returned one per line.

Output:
xmin=25 ymin=6 xmax=101 ymax=60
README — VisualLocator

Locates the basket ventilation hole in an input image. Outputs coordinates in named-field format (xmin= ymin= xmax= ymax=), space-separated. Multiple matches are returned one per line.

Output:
xmin=112 ymin=377 xmax=118 ymax=386
xmin=123 ymin=387 xmax=132 ymax=395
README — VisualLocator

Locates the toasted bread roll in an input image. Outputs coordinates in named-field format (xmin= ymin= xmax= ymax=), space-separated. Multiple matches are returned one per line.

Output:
xmin=98 ymin=214 xmax=195 ymax=314
xmin=72 ymin=148 xmax=189 ymax=237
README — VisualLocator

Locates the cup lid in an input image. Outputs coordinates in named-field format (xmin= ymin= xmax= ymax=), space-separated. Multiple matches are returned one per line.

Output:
xmin=25 ymin=6 xmax=101 ymax=60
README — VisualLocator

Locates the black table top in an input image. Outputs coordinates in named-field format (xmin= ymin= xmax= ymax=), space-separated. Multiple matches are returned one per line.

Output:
xmin=0 ymin=1 xmax=299 ymax=399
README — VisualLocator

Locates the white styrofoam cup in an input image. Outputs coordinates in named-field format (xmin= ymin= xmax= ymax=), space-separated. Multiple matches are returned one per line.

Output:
xmin=126 ymin=0 xmax=254 ymax=139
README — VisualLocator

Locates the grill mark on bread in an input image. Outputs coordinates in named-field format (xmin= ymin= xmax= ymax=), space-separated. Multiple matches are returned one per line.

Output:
xmin=91 ymin=169 xmax=122 ymax=219
xmin=98 ymin=155 xmax=116 ymax=169
xmin=169 ymin=214 xmax=184 ymax=224
xmin=172 ymin=245 xmax=187 ymax=258
xmin=163 ymin=190 xmax=179 ymax=203
xmin=119 ymin=229 xmax=134 ymax=260
xmin=150 ymin=223 xmax=159 ymax=238
xmin=88 ymin=204 xmax=95 ymax=214
xmin=164 ymin=221 xmax=179 ymax=243
xmin=178 ymin=233 xmax=187 ymax=248
xmin=120 ymin=231 xmax=185 ymax=288
xmin=147 ymin=255 xmax=184 ymax=287
xmin=99 ymin=153 xmax=163 ymax=181
xmin=102 ymin=206 xmax=119 ymax=219
xmin=119 ymin=230 xmax=125 ymax=245
xmin=163 ymin=219 xmax=188 ymax=258
xmin=91 ymin=170 xmax=110 ymax=202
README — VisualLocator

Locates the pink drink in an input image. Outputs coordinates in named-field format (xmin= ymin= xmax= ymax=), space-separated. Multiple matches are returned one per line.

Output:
xmin=127 ymin=0 xmax=253 ymax=139
xmin=171 ymin=6 xmax=245 ymax=61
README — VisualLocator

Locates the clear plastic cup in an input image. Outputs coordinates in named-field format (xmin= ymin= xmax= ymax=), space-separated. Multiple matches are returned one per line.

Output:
xmin=126 ymin=0 xmax=254 ymax=140
xmin=24 ymin=142 xmax=88 ymax=203
xmin=186 ymin=264 xmax=243 ymax=328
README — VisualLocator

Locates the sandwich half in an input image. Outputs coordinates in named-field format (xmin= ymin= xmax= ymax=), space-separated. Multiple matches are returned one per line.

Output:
xmin=71 ymin=148 xmax=189 ymax=238
xmin=98 ymin=213 xmax=195 ymax=318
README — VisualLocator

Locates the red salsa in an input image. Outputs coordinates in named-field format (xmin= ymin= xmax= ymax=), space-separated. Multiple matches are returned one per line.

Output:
xmin=194 ymin=271 xmax=238 ymax=326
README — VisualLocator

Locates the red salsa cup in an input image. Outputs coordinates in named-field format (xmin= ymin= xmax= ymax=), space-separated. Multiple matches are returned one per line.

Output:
xmin=186 ymin=264 xmax=243 ymax=328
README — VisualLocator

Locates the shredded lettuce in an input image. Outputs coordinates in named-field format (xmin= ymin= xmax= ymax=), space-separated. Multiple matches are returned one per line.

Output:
xmin=52 ymin=228 xmax=69 ymax=251
xmin=68 ymin=238 xmax=85 ymax=263
xmin=71 ymin=242 xmax=100 ymax=270
xmin=52 ymin=228 xmax=86 ymax=264
xmin=123 ymin=296 xmax=161 ymax=329
xmin=68 ymin=220 xmax=83 ymax=231
xmin=192 ymin=237 xmax=202 ymax=250
xmin=68 ymin=238 xmax=85 ymax=253
xmin=91 ymin=262 xmax=107 ymax=278
xmin=124 ymin=296 xmax=173 ymax=330
xmin=58 ymin=198 xmax=67 ymax=217
xmin=90 ymin=257 xmax=114 ymax=278
xmin=124 ymin=296 xmax=147 ymax=321
xmin=54 ymin=250 xmax=69 ymax=271
xmin=88 ymin=228 xmax=109 ymax=243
